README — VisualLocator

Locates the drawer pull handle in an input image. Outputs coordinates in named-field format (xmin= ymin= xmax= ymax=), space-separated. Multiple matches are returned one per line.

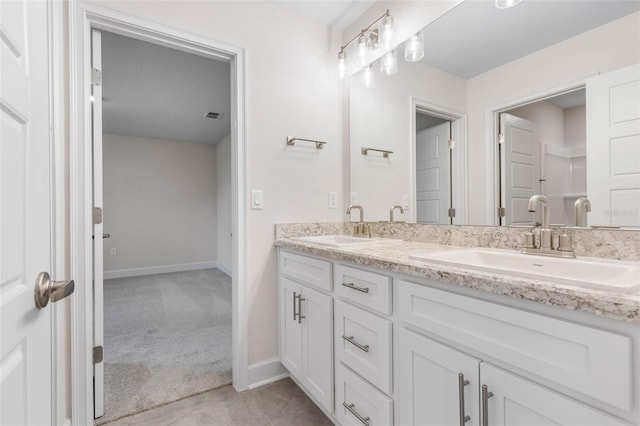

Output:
xmin=481 ymin=384 xmax=494 ymax=426
xmin=293 ymin=292 xmax=305 ymax=324
xmin=458 ymin=373 xmax=471 ymax=425
xmin=292 ymin=292 xmax=297 ymax=321
xmin=342 ymin=282 xmax=370 ymax=293
xmin=343 ymin=402 xmax=370 ymax=426
xmin=342 ymin=335 xmax=370 ymax=352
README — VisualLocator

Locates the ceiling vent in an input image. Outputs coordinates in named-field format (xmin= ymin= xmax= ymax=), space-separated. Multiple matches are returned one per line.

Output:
xmin=204 ymin=112 xmax=223 ymax=120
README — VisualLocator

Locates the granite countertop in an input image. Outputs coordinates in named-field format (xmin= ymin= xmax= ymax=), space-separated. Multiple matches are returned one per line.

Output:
xmin=275 ymin=237 xmax=640 ymax=324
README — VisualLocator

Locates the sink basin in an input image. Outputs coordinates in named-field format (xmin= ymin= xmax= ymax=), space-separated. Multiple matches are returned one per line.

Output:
xmin=292 ymin=235 xmax=399 ymax=248
xmin=409 ymin=248 xmax=640 ymax=293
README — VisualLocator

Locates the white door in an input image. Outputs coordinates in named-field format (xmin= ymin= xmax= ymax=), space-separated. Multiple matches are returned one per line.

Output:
xmin=279 ymin=277 xmax=303 ymax=380
xmin=1 ymin=1 xmax=54 ymax=424
xmin=301 ymin=286 xmax=333 ymax=413
xmin=480 ymin=363 xmax=629 ymax=426
xmin=91 ymin=29 xmax=106 ymax=419
xmin=416 ymin=121 xmax=450 ymax=224
xmin=500 ymin=113 xmax=541 ymax=226
xmin=587 ymin=64 xmax=640 ymax=227
xmin=399 ymin=328 xmax=480 ymax=426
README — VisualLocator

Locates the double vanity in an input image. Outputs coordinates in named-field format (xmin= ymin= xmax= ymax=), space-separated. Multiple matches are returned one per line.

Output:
xmin=275 ymin=223 xmax=640 ymax=426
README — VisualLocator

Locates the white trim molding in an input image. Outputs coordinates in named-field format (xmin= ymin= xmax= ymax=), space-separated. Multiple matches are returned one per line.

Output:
xmin=103 ymin=261 xmax=219 ymax=279
xmin=247 ymin=357 xmax=288 ymax=390
xmin=69 ymin=3 xmax=248 ymax=425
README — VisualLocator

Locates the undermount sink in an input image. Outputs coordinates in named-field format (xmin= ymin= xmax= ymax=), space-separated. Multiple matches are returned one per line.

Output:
xmin=292 ymin=235 xmax=400 ymax=248
xmin=409 ymin=248 xmax=640 ymax=293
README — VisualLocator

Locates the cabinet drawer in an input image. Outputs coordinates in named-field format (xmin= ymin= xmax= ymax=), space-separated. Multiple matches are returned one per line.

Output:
xmin=336 ymin=362 xmax=393 ymax=426
xmin=335 ymin=300 xmax=392 ymax=394
xmin=399 ymin=280 xmax=633 ymax=411
xmin=280 ymin=251 xmax=331 ymax=291
xmin=334 ymin=264 xmax=392 ymax=315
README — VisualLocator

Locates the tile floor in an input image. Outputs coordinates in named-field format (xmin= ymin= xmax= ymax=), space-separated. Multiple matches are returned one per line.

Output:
xmin=101 ymin=378 xmax=333 ymax=426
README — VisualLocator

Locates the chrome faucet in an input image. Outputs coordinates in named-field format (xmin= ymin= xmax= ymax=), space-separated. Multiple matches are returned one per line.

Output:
xmin=574 ymin=197 xmax=591 ymax=227
xmin=390 ymin=205 xmax=404 ymax=222
xmin=347 ymin=204 xmax=370 ymax=237
xmin=523 ymin=194 xmax=575 ymax=258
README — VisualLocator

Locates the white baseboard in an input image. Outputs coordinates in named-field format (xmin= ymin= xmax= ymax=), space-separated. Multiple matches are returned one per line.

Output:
xmin=104 ymin=261 xmax=218 ymax=279
xmin=216 ymin=262 xmax=232 ymax=277
xmin=247 ymin=357 xmax=288 ymax=389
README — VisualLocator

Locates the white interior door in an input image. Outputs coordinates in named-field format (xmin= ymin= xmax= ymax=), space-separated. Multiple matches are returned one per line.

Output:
xmin=500 ymin=113 xmax=540 ymax=225
xmin=91 ymin=28 xmax=105 ymax=419
xmin=0 ymin=1 xmax=53 ymax=424
xmin=416 ymin=121 xmax=450 ymax=224
xmin=587 ymin=64 xmax=640 ymax=228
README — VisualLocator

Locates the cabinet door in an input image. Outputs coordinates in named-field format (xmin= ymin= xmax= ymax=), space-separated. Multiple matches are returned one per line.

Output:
xmin=480 ymin=363 xmax=631 ymax=426
xmin=280 ymin=277 xmax=303 ymax=381
xmin=302 ymin=286 xmax=334 ymax=413
xmin=399 ymin=328 xmax=481 ymax=426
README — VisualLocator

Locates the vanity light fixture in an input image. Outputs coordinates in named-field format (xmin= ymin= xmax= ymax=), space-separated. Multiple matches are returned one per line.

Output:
xmin=404 ymin=31 xmax=424 ymax=62
xmin=363 ymin=64 xmax=375 ymax=87
xmin=337 ymin=9 xmax=393 ymax=78
xmin=380 ymin=49 xmax=398 ymax=76
xmin=495 ymin=0 xmax=523 ymax=9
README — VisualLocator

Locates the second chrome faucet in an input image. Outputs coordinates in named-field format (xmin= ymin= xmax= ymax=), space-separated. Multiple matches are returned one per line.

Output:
xmin=347 ymin=204 xmax=370 ymax=237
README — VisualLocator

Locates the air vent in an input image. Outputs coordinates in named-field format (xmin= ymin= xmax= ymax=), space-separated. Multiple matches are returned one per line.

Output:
xmin=204 ymin=112 xmax=223 ymax=120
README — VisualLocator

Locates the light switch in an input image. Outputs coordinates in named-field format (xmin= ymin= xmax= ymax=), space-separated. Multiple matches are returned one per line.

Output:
xmin=328 ymin=192 xmax=337 ymax=209
xmin=251 ymin=190 xmax=263 ymax=209
xmin=350 ymin=192 xmax=358 ymax=204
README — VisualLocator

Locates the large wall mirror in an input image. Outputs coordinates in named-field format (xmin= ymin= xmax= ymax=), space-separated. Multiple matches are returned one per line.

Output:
xmin=348 ymin=0 xmax=640 ymax=228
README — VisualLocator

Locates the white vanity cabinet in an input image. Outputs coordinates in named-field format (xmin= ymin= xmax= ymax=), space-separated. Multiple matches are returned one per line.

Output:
xmin=278 ymin=252 xmax=333 ymax=413
xmin=277 ymin=247 xmax=639 ymax=426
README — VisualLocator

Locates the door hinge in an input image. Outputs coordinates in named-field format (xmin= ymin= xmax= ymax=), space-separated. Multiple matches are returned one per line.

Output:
xmin=93 ymin=346 xmax=104 ymax=364
xmin=91 ymin=67 xmax=102 ymax=86
xmin=448 ymin=139 xmax=455 ymax=150
xmin=448 ymin=208 xmax=456 ymax=218
xmin=498 ymin=207 xmax=506 ymax=217
xmin=93 ymin=207 xmax=103 ymax=225
xmin=498 ymin=134 xmax=505 ymax=145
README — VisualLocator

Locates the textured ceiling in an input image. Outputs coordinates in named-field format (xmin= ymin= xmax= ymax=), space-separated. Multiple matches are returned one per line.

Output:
xmin=421 ymin=0 xmax=640 ymax=79
xmin=101 ymin=31 xmax=231 ymax=145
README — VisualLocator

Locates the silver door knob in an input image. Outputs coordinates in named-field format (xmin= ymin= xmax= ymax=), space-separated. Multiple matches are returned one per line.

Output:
xmin=34 ymin=272 xmax=75 ymax=309
xmin=103 ymin=233 xmax=110 ymax=239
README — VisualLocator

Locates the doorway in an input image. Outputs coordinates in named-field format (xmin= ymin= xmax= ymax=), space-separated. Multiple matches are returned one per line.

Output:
xmin=69 ymin=5 xmax=248 ymax=424
xmin=92 ymin=29 xmax=234 ymax=423
xmin=496 ymin=88 xmax=586 ymax=226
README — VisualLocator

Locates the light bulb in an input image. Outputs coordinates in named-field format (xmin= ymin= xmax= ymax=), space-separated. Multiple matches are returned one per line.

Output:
xmin=338 ymin=50 xmax=347 ymax=79
xmin=357 ymin=33 xmax=368 ymax=66
xmin=379 ymin=14 xmax=394 ymax=49
xmin=495 ymin=0 xmax=522 ymax=8
xmin=363 ymin=64 xmax=374 ymax=88
xmin=404 ymin=31 xmax=424 ymax=62
xmin=380 ymin=49 xmax=397 ymax=76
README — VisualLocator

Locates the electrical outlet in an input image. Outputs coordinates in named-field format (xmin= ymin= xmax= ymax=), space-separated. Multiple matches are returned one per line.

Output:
xmin=402 ymin=195 xmax=410 ymax=210
xmin=110 ymin=248 xmax=117 ymax=256
xmin=328 ymin=192 xmax=337 ymax=209
xmin=350 ymin=192 xmax=358 ymax=204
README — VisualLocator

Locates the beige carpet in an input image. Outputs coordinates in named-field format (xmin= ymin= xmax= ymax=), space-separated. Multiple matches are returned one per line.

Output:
xmin=96 ymin=269 xmax=232 ymax=425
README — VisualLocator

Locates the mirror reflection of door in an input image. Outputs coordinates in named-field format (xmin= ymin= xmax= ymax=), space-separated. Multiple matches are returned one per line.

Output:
xmin=415 ymin=112 xmax=451 ymax=224
xmin=499 ymin=89 xmax=587 ymax=227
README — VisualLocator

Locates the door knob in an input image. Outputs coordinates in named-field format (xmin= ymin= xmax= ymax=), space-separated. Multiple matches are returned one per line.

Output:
xmin=34 ymin=272 xmax=75 ymax=309
xmin=103 ymin=233 xmax=110 ymax=238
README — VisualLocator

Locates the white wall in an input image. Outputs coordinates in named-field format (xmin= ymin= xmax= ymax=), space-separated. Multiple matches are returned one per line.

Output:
xmin=466 ymin=11 xmax=640 ymax=224
xmin=350 ymin=59 xmax=466 ymax=221
xmin=216 ymin=134 xmax=232 ymax=275
xmin=102 ymin=133 xmax=217 ymax=276
xmin=87 ymin=0 xmax=345 ymax=365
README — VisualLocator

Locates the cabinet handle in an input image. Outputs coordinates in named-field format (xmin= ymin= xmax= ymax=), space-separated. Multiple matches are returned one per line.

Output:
xmin=481 ymin=384 xmax=494 ymax=426
xmin=343 ymin=402 xmax=370 ymax=426
xmin=292 ymin=292 xmax=297 ymax=321
xmin=341 ymin=282 xmax=370 ymax=293
xmin=297 ymin=295 xmax=305 ymax=324
xmin=458 ymin=373 xmax=471 ymax=426
xmin=342 ymin=335 xmax=370 ymax=352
